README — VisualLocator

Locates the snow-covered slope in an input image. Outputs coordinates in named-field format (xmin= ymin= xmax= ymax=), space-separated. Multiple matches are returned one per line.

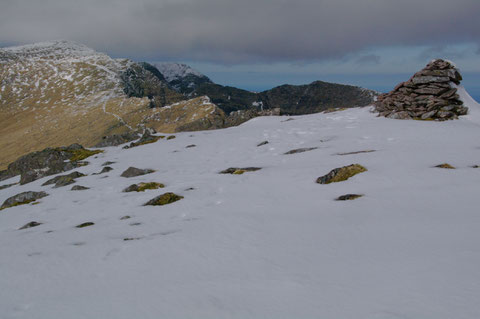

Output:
xmin=1 ymin=99 xmax=480 ymax=318
xmin=155 ymin=62 xmax=207 ymax=82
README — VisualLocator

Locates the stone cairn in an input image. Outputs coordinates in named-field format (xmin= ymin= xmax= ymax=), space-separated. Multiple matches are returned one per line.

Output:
xmin=375 ymin=59 xmax=468 ymax=120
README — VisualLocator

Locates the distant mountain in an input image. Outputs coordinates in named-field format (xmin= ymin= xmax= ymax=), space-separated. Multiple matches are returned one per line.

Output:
xmin=155 ymin=62 xmax=377 ymax=115
xmin=154 ymin=63 xmax=213 ymax=96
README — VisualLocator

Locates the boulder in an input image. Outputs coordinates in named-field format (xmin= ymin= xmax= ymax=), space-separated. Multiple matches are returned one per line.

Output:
xmin=71 ymin=185 xmax=90 ymax=191
xmin=123 ymin=182 xmax=165 ymax=192
xmin=144 ymin=192 xmax=184 ymax=206
xmin=1 ymin=191 xmax=48 ymax=210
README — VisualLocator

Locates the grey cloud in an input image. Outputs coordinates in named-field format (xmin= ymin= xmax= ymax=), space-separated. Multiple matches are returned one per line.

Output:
xmin=355 ymin=54 xmax=381 ymax=65
xmin=1 ymin=0 xmax=479 ymax=63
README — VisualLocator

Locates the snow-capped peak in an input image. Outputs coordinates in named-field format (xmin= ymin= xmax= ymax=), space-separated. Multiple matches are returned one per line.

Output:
xmin=1 ymin=40 xmax=100 ymax=59
xmin=154 ymin=62 xmax=206 ymax=82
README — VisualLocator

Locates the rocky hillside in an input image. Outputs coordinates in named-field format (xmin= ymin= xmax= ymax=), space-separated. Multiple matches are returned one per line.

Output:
xmin=156 ymin=63 xmax=377 ymax=115
xmin=0 ymin=41 xmax=223 ymax=169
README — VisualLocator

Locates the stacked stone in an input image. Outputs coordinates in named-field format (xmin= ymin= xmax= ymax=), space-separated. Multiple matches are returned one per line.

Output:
xmin=375 ymin=59 xmax=468 ymax=120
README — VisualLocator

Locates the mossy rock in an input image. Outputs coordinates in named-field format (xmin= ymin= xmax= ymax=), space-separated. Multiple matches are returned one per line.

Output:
xmin=220 ymin=167 xmax=262 ymax=174
xmin=123 ymin=182 xmax=165 ymax=192
xmin=316 ymin=164 xmax=367 ymax=184
xmin=71 ymin=185 xmax=90 ymax=191
xmin=167 ymin=135 xmax=176 ymax=140
xmin=336 ymin=194 xmax=364 ymax=201
xmin=62 ymin=148 xmax=103 ymax=162
xmin=144 ymin=192 xmax=184 ymax=206
xmin=435 ymin=163 xmax=455 ymax=169
xmin=1 ymin=191 xmax=48 ymax=210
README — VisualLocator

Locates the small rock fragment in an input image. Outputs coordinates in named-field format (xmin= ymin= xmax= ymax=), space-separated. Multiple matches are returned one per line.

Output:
xmin=257 ymin=141 xmax=269 ymax=147
xmin=19 ymin=221 xmax=43 ymax=230
xmin=336 ymin=194 xmax=364 ymax=201
xmin=435 ymin=163 xmax=455 ymax=169
xmin=76 ymin=222 xmax=95 ymax=228
xmin=284 ymin=147 xmax=318 ymax=155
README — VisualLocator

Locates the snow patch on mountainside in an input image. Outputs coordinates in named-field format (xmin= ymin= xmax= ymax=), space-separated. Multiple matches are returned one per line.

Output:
xmin=154 ymin=62 xmax=206 ymax=82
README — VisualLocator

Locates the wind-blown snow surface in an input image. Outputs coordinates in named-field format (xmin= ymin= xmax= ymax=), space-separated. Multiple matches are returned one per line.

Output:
xmin=1 ymin=100 xmax=480 ymax=318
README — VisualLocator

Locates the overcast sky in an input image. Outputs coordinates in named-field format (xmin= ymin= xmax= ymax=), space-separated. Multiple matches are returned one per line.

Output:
xmin=1 ymin=0 xmax=480 ymax=95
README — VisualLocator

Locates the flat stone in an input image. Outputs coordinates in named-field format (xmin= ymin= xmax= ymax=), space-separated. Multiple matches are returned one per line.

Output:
xmin=120 ymin=167 xmax=155 ymax=178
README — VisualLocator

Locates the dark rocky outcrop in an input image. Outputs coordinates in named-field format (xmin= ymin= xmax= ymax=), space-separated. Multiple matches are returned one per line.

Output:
xmin=120 ymin=63 xmax=184 ymax=108
xmin=42 ymin=171 xmax=86 ymax=187
xmin=19 ymin=221 xmax=43 ymax=230
xmin=375 ymin=59 xmax=468 ymax=120
xmin=94 ymin=132 xmax=140 ymax=148
xmin=1 ymin=144 xmax=99 ymax=185
xmin=144 ymin=192 xmax=184 ymax=206
xmin=220 ymin=167 xmax=262 ymax=175
xmin=120 ymin=167 xmax=155 ymax=178
xmin=1 ymin=191 xmax=48 ymax=210
xmin=316 ymin=164 xmax=367 ymax=184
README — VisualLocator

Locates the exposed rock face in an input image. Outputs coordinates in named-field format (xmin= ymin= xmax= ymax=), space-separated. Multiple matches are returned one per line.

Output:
xmin=94 ymin=132 xmax=140 ymax=148
xmin=1 ymin=144 xmax=97 ymax=185
xmin=120 ymin=62 xmax=184 ymax=107
xmin=375 ymin=59 xmax=468 ymax=120
xmin=1 ymin=191 xmax=48 ymax=210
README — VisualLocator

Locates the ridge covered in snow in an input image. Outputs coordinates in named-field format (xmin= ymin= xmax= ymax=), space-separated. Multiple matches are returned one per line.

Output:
xmin=154 ymin=62 xmax=208 ymax=82
xmin=0 ymin=93 xmax=479 ymax=318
